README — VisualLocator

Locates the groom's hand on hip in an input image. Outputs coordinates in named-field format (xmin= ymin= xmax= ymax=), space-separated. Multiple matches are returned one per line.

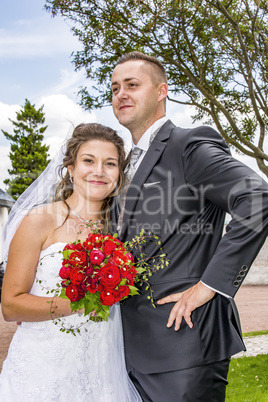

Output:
xmin=157 ymin=282 xmax=215 ymax=331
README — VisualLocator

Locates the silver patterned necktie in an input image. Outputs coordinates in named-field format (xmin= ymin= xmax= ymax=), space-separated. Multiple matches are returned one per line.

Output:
xmin=117 ymin=126 xmax=162 ymax=234
xmin=117 ymin=147 xmax=143 ymax=232
xmin=126 ymin=147 xmax=143 ymax=183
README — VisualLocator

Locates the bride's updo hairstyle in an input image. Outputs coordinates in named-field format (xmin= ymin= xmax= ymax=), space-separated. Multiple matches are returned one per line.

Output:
xmin=54 ymin=123 xmax=126 ymax=232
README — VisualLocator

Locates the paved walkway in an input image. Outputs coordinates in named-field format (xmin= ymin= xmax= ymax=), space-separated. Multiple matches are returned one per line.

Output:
xmin=229 ymin=285 xmax=268 ymax=358
xmin=234 ymin=285 xmax=268 ymax=333
xmin=234 ymin=335 xmax=268 ymax=358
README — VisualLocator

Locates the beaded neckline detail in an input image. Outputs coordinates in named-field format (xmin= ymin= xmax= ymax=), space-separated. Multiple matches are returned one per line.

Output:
xmin=71 ymin=208 xmax=102 ymax=226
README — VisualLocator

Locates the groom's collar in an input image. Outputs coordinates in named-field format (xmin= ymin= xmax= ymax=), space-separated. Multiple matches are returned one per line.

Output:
xmin=131 ymin=116 xmax=168 ymax=152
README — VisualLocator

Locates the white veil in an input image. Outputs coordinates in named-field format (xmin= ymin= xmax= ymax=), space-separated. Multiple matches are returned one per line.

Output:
xmin=2 ymin=143 xmax=66 ymax=270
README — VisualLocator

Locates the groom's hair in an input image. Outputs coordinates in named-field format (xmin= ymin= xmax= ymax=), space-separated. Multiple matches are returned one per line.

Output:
xmin=115 ymin=51 xmax=167 ymax=86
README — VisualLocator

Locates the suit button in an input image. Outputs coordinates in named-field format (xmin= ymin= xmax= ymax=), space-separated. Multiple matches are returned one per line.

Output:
xmin=236 ymin=276 xmax=242 ymax=281
xmin=241 ymin=265 xmax=248 ymax=271
xmin=233 ymin=281 xmax=239 ymax=287
xmin=239 ymin=271 xmax=245 ymax=276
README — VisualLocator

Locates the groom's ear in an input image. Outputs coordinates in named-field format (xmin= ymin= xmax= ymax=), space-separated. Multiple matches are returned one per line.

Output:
xmin=158 ymin=83 xmax=168 ymax=102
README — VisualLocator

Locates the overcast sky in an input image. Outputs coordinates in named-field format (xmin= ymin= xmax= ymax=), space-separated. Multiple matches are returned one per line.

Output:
xmin=0 ymin=0 xmax=266 ymax=192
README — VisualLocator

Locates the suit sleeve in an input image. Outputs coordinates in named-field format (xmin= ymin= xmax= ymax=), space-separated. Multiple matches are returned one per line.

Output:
xmin=182 ymin=126 xmax=268 ymax=297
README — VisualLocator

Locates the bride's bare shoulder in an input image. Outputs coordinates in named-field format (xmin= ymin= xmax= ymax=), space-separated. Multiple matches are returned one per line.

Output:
xmin=24 ymin=201 xmax=66 ymax=225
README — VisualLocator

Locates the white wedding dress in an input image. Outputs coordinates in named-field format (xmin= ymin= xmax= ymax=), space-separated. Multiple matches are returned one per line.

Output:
xmin=0 ymin=242 xmax=141 ymax=402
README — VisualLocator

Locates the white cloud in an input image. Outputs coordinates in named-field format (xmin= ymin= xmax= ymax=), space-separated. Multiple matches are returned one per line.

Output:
xmin=38 ymin=68 xmax=89 ymax=104
xmin=50 ymin=69 xmax=86 ymax=95
xmin=0 ymin=102 xmax=20 ymax=142
xmin=38 ymin=94 xmax=97 ymax=152
xmin=170 ymin=108 xmax=200 ymax=128
xmin=0 ymin=16 xmax=81 ymax=59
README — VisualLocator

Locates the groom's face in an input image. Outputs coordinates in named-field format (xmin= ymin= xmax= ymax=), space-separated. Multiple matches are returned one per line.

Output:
xmin=111 ymin=60 xmax=162 ymax=135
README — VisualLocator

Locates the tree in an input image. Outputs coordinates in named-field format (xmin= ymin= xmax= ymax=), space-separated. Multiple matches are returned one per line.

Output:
xmin=45 ymin=0 xmax=268 ymax=176
xmin=3 ymin=99 xmax=50 ymax=199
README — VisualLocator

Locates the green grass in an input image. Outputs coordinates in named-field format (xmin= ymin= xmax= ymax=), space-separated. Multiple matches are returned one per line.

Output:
xmin=242 ymin=330 xmax=268 ymax=338
xmin=226 ymin=355 xmax=268 ymax=401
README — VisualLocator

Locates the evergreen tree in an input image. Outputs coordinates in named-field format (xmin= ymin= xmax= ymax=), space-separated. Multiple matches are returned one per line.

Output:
xmin=3 ymin=99 xmax=50 ymax=200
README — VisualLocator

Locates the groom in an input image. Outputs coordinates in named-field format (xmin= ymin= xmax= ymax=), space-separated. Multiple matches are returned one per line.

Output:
xmin=111 ymin=51 xmax=268 ymax=401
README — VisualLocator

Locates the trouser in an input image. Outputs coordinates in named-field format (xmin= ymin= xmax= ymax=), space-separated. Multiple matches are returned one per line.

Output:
xmin=128 ymin=358 xmax=231 ymax=402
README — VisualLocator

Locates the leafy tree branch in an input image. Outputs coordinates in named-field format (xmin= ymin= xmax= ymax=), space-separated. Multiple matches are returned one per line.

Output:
xmin=45 ymin=0 xmax=268 ymax=176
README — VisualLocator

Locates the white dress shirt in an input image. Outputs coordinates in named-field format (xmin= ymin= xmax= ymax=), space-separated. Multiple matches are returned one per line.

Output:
xmin=131 ymin=116 xmax=168 ymax=171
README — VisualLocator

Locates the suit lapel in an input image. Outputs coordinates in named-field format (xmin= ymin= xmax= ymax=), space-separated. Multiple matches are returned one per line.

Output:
xmin=120 ymin=120 xmax=174 ymax=239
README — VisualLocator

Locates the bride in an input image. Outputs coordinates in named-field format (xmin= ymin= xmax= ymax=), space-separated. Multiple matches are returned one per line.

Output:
xmin=0 ymin=123 xmax=141 ymax=402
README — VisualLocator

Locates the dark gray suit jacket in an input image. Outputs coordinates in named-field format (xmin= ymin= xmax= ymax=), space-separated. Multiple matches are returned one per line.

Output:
xmin=115 ymin=120 xmax=268 ymax=374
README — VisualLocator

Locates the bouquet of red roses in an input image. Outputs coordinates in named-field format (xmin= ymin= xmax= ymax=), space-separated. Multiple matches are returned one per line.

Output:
xmin=58 ymin=233 xmax=142 ymax=322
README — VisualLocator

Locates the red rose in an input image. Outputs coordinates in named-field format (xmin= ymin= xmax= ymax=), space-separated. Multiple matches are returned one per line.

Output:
xmin=85 ymin=276 xmax=98 ymax=287
xmin=104 ymin=235 xmax=124 ymax=246
xmin=99 ymin=289 xmax=115 ymax=306
xmin=119 ymin=265 xmax=133 ymax=276
xmin=99 ymin=264 xmax=121 ymax=288
xmin=129 ymin=266 xmax=137 ymax=276
xmin=65 ymin=284 xmax=83 ymax=302
xmin=126 ymin=273 xmax=135 ymax=285
xmin=97 ymin=283 xmax=104 ymax=292
xmin=59 ymin=265 xmax=71 ymax=279
xmin=86 ymin=282 xmax=104 ymax=293
xmin=83 ymin=264 xmax=94 ymax=276
xmin=79 ymin=282 xmax=87 ymax=293
xmin=101 ymin=234 xmax=113 ymax=242
xmin=125 ymin=252 xmax=135 ymax=263
xmin=64 ymin=242 xmax=83 ymax=251
xmin=119 ymin=265 xmax=136 ymax=284
xmin=82 ymin=241 xmax=94 ymax=251
xmin=89 ymin=249 xmax=105 ymax=265
xmin=91 ymin=276 xmax=98 ymax=285
xmin=68 ymin=251 xmax=88 ymax=267
xmin=86 ymin=275 xmax=102 ymax=293
xmin=74 ymin=243 xmax=84 ymax=251
xmin=119 ymin=265 xmax=128 ymax=278
xmin=114 ymin=238 xmax=124 ymax=247
xmin=87 ymin=284 xmax=98 ymax=293
xmin=70 ymin=268 xmax=86 ymax=285
xmin=112 ymin=250 xmax=129 ymax=266
xmin=83 ymin=233 xmax=105 ymax=250
xmin=113 ymin=285 xmax=130 ymax=302
xmin=122 ymin=286 xmax=130 ymax=297
xmin=103 ymin=240 xmax=117 ymax=256
xmin=63 ymin=243 xmax=76 ymax=251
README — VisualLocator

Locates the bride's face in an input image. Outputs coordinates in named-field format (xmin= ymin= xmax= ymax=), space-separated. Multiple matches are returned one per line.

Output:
xmin=68 ymin=139 xmax=120 ymax=203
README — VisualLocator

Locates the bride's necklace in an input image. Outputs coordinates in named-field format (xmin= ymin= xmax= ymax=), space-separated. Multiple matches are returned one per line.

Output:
xmin=70 ymin=208 xmax=102 ymax=227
